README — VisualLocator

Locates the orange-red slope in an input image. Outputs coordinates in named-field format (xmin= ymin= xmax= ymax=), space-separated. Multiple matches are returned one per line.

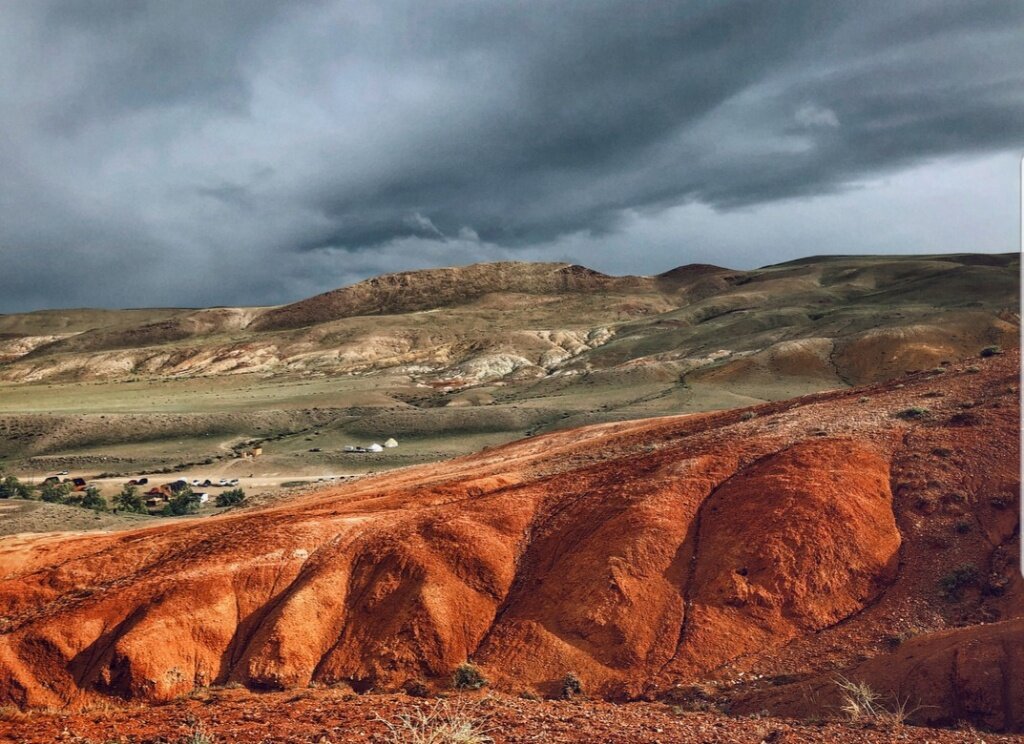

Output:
xmin=0 ymin=356 xmax=1019 ymax=731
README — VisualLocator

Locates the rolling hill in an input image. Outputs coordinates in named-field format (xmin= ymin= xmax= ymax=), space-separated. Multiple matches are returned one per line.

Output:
xmin=0 ymin=252 xmax=1017 ymax=480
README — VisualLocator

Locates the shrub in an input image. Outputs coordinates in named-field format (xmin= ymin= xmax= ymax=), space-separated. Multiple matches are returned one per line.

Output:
xmin=452 ymin=662 xmax=487 ymax=690
xmin=739 ymin=410 xmax=756 ymax=421
xmin=979 ymin=345 xmax=1002 ymax=357
xmin=953 ymin=520 xmax=972 ymax=534
xmin=835 ymin=676 xmax=881 ymax=720
xmin=560 ymin=672 xmax=583 ymax=700
xmin=894 ymin=407 xmax=928 ymax=420
xmin=113 ymin=484 xmax=146 ymax=513
xmin=834 ymin=676 xmax=916 ymax=725
xmin=939 ymin=563 xmax=979 ymax=600
xmin=215 ymin=487 xmax=246 ymax=507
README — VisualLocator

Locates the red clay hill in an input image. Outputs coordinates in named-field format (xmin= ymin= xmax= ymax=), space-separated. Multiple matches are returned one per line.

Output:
xmin=0 ymin=355 xmax=1019 ymax=732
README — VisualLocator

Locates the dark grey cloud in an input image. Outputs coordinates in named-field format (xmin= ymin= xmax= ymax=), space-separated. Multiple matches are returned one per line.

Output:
xmin=0 ymin=0 xmax=1020 ymax=312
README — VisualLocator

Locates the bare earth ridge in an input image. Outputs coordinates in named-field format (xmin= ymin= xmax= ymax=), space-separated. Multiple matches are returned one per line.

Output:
xmin=0 ymin=354 xmax=1019 ymax=739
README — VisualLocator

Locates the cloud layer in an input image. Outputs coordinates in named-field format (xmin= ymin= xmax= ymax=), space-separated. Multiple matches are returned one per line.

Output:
xmin=1 ymin=1 xmax=1021 ymax=311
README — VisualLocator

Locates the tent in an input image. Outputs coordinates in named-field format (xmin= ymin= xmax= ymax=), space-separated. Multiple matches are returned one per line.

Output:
xmin=384 ymin=437 xmax=398 ymax=448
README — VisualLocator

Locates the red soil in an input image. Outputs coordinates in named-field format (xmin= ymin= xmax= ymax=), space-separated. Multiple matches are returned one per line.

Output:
xmin=0 ymin=355 xmax=1019 ymax=736
xmin=3 ymin=689 xmax=1021 ymax=743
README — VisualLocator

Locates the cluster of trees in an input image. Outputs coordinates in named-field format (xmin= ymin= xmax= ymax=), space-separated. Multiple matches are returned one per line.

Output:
xmin=40 ymin=481 xmax=107 ymax=511
xmin=1 ymin=464 xmax=246 ymax=517
xmin=0 ymin=464 xmax=123 ymax=514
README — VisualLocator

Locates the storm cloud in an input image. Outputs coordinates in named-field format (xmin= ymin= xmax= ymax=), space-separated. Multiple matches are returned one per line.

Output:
xmin=0 ymin=0 xmax=1021 ymax=311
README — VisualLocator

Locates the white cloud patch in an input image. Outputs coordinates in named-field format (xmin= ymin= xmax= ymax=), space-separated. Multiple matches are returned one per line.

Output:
xmin=795 ymin=103 xmax=840 ymax=129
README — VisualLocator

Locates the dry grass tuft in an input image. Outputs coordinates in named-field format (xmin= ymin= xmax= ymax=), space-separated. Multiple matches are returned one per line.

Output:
xmin=376 ymin=698 xmax=495 ymax=744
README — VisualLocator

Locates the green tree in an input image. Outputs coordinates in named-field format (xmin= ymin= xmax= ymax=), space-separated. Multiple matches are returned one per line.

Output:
xmin=80 ymin=486 xmax=107 ymax=512
xmin=0 ymin=474 xmax=32 ymax=500
xmin=163 ymin=486 xmax=200 ymax=516
xmin=40 ymin=481 xmax=71 ymax=503
xmin=215 ymin=487 xmax=246 ymax=507
xmin=113 ymin=484 xmax=146 ymax=513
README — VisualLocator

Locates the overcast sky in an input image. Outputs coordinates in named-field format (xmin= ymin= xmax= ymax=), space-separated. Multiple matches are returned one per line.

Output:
xmin=1 ymin=1 xmax=1021 ymax=312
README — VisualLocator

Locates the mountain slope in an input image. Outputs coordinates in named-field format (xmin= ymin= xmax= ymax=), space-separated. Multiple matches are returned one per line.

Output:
xmin=0 ymin=355 xmax=1018 ymax=731
xmin=0 ymin=254 xmax=1016 ymax=386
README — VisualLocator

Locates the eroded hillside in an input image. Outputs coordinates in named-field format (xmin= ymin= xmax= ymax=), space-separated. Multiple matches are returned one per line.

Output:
xmin=0 ymin=354 xmax=1018 ymax=731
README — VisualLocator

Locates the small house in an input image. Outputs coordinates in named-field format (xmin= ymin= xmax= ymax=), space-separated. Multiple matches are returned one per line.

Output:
xmin=145 ymin=486 xmax=172 ymax=500
xmin=70 ymin=477 xmax=87 ymax=492
xmin=196 ymin=492 xmax=210 ymax=504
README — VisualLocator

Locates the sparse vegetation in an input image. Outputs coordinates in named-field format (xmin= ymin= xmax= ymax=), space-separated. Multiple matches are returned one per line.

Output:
xmin=376 ymin=699 xmax=494 ymax=744
xmin=179 ymin=723 xmax=216 ymax=744
xmin=837 ymin=677 xmax=880 ymax=720
xmin=939 ymin=563 xmax=980 ymax=600
xmin=979 ymin=345 xmax=1002 ymax=357
xmin=834 ymin=676 xmax=913 ymax=724
xmin=560 ymin=672 xmax=583 ymax=700
xmin=894 ymin=407 xmax=928 ymax=420
xmin=740 ymin=410 xmax=756 ymax=421
xmin=215 ymin=487 xmax=246 ymax=507
xmin=452 ymin=662 xmax=487 ymax=690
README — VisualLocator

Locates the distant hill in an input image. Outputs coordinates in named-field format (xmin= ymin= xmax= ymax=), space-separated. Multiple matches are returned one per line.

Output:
xmin=253 ymin=262 xmax=640 ymax=330
xmin=0 ymin=253 xmax=1016 ymax=387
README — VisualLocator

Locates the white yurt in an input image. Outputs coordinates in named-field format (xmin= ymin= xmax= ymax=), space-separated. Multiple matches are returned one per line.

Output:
xmin=368 ymin=442 xmax=384 ymax=453
xmin=384 ymin=437 xmax=398 ymax=448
